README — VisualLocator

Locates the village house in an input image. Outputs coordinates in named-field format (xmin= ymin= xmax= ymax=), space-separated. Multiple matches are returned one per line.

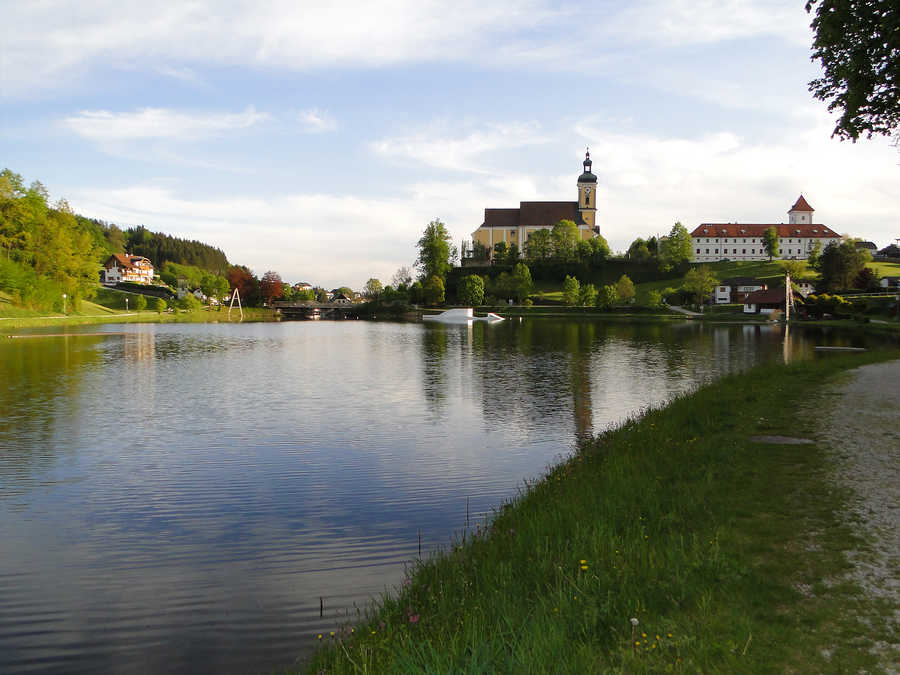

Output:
xmin=880 ymin=276 xmax=900 ymax=290
xmin=101 ymin=254 xmax=155 ymax=285
xmin=471 ymin=151 xmax=602 ymax=260
xmin=713 ymin=277 xmax=767 ymax=304
xmin=690 ymin=196 xmax=841 ymax=263
xmin=743 ymin=287 xmax=803 ymax=315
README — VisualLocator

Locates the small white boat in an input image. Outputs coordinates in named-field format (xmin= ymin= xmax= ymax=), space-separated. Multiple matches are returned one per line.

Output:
xmin=422 ymin=308 xmax=504 ymax=324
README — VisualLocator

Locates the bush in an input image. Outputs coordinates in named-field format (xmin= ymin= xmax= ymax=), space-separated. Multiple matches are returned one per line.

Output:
xmin=154 ymin=298 xmax=167 ymax=313
xmin=134 ymin=294 xmax=147 ymax=311
xmin=177 ymin=294 xmax=203 ymax=311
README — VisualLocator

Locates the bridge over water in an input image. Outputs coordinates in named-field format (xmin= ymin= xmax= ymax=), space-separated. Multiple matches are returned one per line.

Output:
xmin=271 ymin=301 xmax=361 ymax=320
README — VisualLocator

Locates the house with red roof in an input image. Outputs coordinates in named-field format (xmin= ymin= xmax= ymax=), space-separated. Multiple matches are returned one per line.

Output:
xmin=101 ymin=253 xmax=155 ymax=285
xmin=690 ymin=196 xmax=841 ymax=263
xmin=471 ymin=151 xmax=603 ymax=260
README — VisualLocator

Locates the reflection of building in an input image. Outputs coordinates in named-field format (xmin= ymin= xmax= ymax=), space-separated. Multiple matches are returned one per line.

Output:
xmin=471 ymin=151 xmax=602 ymax=259
xmin=102 ymin=254 xmax=155 ymax=285
xmin=691 ymin=196 xmax=841 ymax=262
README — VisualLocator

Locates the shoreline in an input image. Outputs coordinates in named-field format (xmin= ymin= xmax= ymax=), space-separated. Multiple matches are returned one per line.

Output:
xmin=303 ymin=349 xmax=900 ymax=673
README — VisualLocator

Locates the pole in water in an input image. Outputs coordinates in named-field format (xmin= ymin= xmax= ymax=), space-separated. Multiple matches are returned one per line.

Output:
xmin=319 ymin=596 xmax=323 ymax=617
xmin=466 ymin=496 xmax=470 ymax=527
xmin=418 ymin=529 xmax=421 ymax=557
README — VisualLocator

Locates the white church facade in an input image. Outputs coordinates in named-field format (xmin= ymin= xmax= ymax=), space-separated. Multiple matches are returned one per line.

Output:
xmin=690 ymin=196 xmax=841 ymax=263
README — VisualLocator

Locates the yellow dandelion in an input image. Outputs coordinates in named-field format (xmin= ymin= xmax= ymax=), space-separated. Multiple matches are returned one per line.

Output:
xmin=652 ymin=643 xmax=657 ymax=649
xmin=667 ymin=632 xmax=673 ymax=638
xmin=329 ymin=631 xmax=335 ymax=637
xmin=580 ymin=564 xmax=588 ymax=570
xmin=371 ymin=630 xmax=376 ymax=635
xmin=656 ymin=634 xmax=660 ymax=640
xmin=579 ymin=559 xmax=587 ymax=564
xmin=553 ymin=607 xmax=558 ymax=613
xmin=635 ymin=641 xmax=640 ymax=646
xmin=317 ymin=634 xmax=322 ymax=640
xmin=642 ymin=632 xmax=647 ymax=638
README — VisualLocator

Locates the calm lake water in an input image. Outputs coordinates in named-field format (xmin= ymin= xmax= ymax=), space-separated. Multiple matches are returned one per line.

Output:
xmin=0 ymin=318 xmax=885 ymax=673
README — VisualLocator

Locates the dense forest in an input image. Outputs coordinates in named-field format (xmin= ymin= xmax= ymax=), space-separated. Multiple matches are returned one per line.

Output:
xmin=124 ymin=225 xmax=229 ymax=275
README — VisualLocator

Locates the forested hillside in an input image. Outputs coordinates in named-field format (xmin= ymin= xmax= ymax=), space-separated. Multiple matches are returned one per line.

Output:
xmin=125 ymin=225 xmax=229 ymax=275
xmin=0 ymin=168 xmax=234 ymax=311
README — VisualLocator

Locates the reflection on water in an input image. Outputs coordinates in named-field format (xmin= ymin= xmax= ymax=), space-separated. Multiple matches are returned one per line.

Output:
xmin=0 ymin=319 xmax=891 ymax=673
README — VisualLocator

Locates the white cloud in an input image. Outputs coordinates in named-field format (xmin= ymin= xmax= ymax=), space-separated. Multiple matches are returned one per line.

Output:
xmin=297 ymin=109 xmax=337 ymax=133
xmin=2 ymin=0 xmax=809 ymax=97
xmin=371 ymin=121 xmax=549 ymax=173
xmin=63 ymin=107 xmax=269 ymax=142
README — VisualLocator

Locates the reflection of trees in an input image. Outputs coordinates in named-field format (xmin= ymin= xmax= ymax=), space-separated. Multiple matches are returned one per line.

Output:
xmin=420 ymin=326 xmax=449 ymax=415
xmin=0 ymin=336 xmax=103 ymax=497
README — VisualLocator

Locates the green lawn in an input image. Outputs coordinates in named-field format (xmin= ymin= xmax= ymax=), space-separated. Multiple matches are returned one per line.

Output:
xmin=304 ymin=350 xmax=900 ymax=673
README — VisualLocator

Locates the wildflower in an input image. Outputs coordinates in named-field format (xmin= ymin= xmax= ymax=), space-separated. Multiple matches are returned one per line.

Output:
xmin=655 ymin=634 xmax=660 ymax=640
xmin=371 ymin=630 xmax=376 ymax=635
xmin=408 ymin=614 xmax=419 ymax=623
xmin=329 ymin=631 xmax=335 ymax=637
xmin=553 ymin=607 xmax=558 ymax=613
xmin=317 ymin=634 xmax=322 ymax=640
xmin=652 ymin=643 xmax=657 ymax=649
xmin=579 ymin=559 xmax=587 ymax=564
xmin=630 ymin=618 xmax=639 ymax=626
xmin=580 ymin=565 xmax=588 ymax=571
xmin=667 ymin=632 xmax=673 ymax=638
xmin=642 ymin=632 xmax=647 ymax=638
xmin=635 ymin=641 xmax=641 ymax=646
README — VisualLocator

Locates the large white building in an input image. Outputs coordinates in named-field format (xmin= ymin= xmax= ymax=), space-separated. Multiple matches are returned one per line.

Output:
xmin=690 ymin=196 xmax=841 ymax=263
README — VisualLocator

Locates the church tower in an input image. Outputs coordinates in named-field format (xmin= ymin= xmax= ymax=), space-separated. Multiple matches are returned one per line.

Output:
xmin=577 ymin=149 xmax=597 ymax=230
xmin=788 ymin=195 xmax=814 ymax=224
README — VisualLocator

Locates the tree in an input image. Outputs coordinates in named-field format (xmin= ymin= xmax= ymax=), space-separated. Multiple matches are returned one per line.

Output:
xmin=364 ymin=278 xmax=383 ymax=300
xmin=780 ymin=259 xmax=806 ymax=282
xmin=658 ymin=222 xmax=693 ymax=271
xmin=562 ymin=275 xmax=580 ymax=306
xmin=682 ymin=265 xmax=719 ymax=307
xmin=596 ymin=284 xmax=617 ymax=310
xmin=511 ymin=262 xmax=533 ymax=302
xmin=409 ymin=281 xmax=423 ymax=305
xmin=551 ymin=220 xmax=579 ymax=261
xmin=416 ymin=219 xmax=453 ymax=281
xmin=645 ymin=289 xmax=663 ymax=309
xmin=589 ymin=234 xmax=611 ymax=259
xmin=492 ymin=241 xmax=509 ymax=261
xmin=525 ymin=229 xmax=552 ymax=260
xmin=807 ymin=0 xmax=900 ymax=141
xmin=616 ymin=274 xmax=636 ymax=303
xmin=627 ymin=238 xmax=651 ymax=262
xmin=505 ymin=243 xmax=520 ymax=265
xmin=457 ymin=274 xmax=485 ymax=306
xmin=762 ymin=227 xmax=780 ymax=260
xmin=579 ymin=283 xmax=597 ymax=307
xmin=816 ymin=240 xmax=871 ymax=291
xmin=807 ymin=240 xmax=823 ymax=268
xmin=259 ymin=270 xmax=283 ymax=305
xmin=392 ymin=266 xmax=413 ymax=290
xmin=154 ymin=297 xmax=167 ymax=313
xmin=422 ymin=275 xmax=445 ymax=305
xmin=134 ymin=294 xmax=147 ymax=311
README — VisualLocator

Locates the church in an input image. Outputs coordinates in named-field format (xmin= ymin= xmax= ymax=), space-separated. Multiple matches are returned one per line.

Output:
xmin=471 ymin=151 xmax=602 ymax=258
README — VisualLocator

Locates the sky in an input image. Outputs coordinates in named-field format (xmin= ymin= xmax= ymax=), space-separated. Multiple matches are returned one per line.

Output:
xmin=1 ymin=0 xmax=897 ymax=290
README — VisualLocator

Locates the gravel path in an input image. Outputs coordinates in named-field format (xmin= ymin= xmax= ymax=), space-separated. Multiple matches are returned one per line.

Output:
xmin=816 ymin=359 xmax=900 ymax=671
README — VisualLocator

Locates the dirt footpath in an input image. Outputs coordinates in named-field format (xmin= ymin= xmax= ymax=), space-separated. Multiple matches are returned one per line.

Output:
xmin=817 ymin=359 xmax=900 ymax=671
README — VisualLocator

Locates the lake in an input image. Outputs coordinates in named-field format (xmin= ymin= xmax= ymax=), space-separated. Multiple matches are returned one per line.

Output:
xmin=0 ymin=318 xmax=880 ymax=673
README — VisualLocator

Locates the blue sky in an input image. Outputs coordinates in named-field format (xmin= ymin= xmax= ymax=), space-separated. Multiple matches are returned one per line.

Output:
xmin=2 ymin=0 xmax=897 ymax=289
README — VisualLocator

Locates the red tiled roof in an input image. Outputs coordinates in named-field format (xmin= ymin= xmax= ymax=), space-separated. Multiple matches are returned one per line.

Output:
xmin=744 ymin=288 xmax=789 ymax=304
xmin=690 ymin=223 xmax=838 ymax=238
xmin=790 ymin=195 xmax=814 ymax=212
xmin=481 ymin=201 xmax=584 ymax=228
xmin=105 ymin=254 xmax=152 ymax=269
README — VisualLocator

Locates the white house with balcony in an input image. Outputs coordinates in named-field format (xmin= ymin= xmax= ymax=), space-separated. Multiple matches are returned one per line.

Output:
xmin=690 ymin=196 xmax=841 ymax=263
xmin=101 ymin=254 xmax=155 ymax=285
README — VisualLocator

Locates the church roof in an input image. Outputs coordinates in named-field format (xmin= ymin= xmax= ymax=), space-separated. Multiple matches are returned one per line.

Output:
xmin=790 ymin=195 xmax=814 ymax=212
xmin=690 ymin=223 xmax=838 ymax=238
xmin=481 ymin=202 xmax=585 ymax=228
xmin=577 ymin=171 xmax=597 ymax=183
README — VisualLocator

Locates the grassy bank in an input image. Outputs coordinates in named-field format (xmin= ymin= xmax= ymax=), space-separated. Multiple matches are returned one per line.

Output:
xmin=303 ymin=350 xmax=900 ymax=673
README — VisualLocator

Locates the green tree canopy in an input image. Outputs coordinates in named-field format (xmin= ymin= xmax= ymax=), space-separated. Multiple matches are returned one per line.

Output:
xmin=616 ymin=274 xmax=636 ymax=303
xmin=364 ymin=278 xmax=383 ymax=299
xmin=551 ymin=220 xmax=579 ymax=261
xmin=596 ymin=284 xmax=617 ymax=310
xmin=658 ymin=222 xmax=693 ymax=271
xmin=422 ymin=275 xmax=445 ymax=305
xmin=457 ymin=274 xmax=485 ymax=306
xmin=807 ymin=0 xmax=900 ymax=140
xmin=815 ymin=240 xmax=871 ymax=291
xmin=762 ymin=227 xmax=780 ymax=261
xmin=416 ymin=219 xmax=453 ymax=281
xmin=627 ymin=238 xmax=651 ymax=262
xmin=525 ymin=229 xmax=552 ymax=260
xmin=682 ymin=265 xmax=719 ymax=307
xmin=511 ymin=263 xmax=533 ymax=302
xmin=579 ymin=283 xmax=597 ymax=307
xmin=562 ymin=275 xmax=580 ymax=306
xmin=492 ymin=241 xmax=509 ymax=261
